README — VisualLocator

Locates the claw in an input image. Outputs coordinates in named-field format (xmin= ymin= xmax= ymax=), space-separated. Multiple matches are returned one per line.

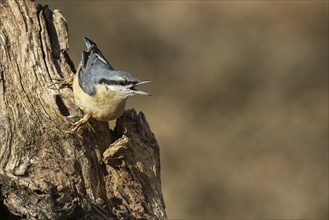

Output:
xmin=66 ymin=113 xmax=91 ymax=133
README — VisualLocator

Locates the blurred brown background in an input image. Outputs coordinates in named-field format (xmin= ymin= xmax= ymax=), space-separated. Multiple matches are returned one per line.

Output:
xmin=40 ymin=1 xmax=328 ymax=219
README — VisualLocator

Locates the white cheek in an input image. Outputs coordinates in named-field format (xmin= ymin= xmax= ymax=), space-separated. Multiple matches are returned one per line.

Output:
xmin=105 ymin=85 xmax=118 ymax=91
xmin=105 ymin=85 xmax=131 ymax=97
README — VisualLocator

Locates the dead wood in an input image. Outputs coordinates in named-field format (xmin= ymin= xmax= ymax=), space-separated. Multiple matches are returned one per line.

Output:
xmin=0 ymin=0 xmax=166 ymax=219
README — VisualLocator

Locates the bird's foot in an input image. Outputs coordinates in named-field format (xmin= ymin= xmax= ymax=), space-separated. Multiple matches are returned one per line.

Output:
xmin=66 ymin=113 xmax=92 ymax=133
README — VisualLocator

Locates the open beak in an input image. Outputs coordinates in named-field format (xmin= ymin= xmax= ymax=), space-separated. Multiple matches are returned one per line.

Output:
xmin=131 ymin=80 xmax=151 ymax=96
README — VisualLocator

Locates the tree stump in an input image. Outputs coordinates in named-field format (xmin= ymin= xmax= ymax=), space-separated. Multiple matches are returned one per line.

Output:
xmin=0 ymin=1 xmax=166 ymax=219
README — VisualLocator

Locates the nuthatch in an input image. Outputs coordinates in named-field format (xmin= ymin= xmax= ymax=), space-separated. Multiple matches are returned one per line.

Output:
xmin=70 ymin=38 xmax=150 ymax=131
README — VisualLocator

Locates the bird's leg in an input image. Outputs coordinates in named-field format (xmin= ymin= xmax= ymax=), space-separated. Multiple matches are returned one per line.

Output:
xmin=69 ymin=113 xmax=91 ymax=133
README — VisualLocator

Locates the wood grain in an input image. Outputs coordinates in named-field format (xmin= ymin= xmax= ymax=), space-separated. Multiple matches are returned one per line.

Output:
xmin=0 ymin=1 xmax=166 ymax=219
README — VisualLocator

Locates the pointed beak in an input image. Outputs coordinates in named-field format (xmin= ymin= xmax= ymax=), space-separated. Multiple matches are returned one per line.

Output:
xmin=131 ymin=80 xmax=151 ymax=96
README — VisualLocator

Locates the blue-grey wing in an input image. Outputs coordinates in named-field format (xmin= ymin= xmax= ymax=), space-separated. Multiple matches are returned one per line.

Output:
xmin=78 ymin=58 xmax=111 ymax=95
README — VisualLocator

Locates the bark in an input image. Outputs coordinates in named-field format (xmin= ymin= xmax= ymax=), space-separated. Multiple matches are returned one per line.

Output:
xmin=0 ymin=0 xmax=166 ymax=219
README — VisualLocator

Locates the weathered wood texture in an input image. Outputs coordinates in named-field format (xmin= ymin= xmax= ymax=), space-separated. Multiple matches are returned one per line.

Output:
xmin=0 ymin=0 xmax=166 ymax=219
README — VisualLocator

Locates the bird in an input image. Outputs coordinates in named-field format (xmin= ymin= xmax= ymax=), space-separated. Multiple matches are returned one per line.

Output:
xmin=67 ymin=37 xmax=150 ymax=131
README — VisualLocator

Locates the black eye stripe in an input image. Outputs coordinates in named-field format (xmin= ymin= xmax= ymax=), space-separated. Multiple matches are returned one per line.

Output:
xmin=99 ymin=78 xmax=135 ymax=86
